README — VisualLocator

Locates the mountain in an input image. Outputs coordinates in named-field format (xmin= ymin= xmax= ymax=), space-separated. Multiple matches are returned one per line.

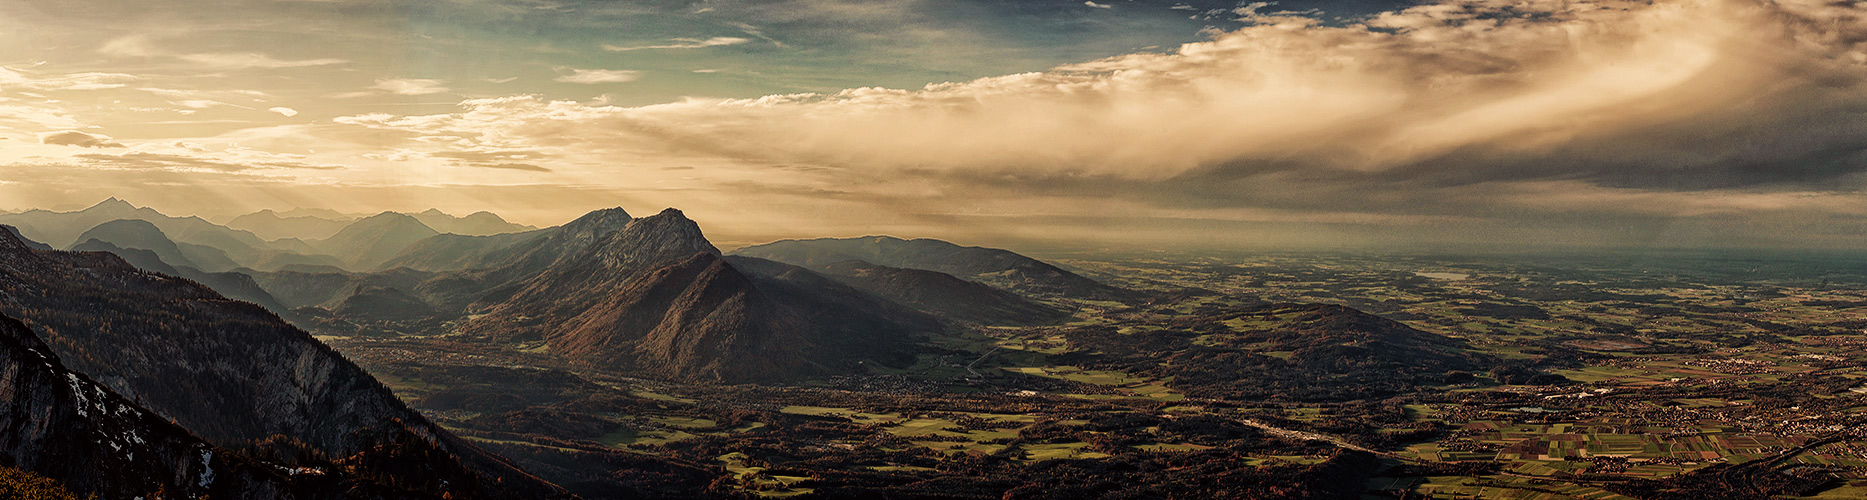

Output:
xmin=409 ymin=208 xmax=536 ymax=236
xmin=68 ymin=239 xmax=180 ymax=275
xmin=314 ymin=212 xmax=441 ymax=270
xmin=807 ymin=259 xmax=1067 ymax=325
xmin=460 ymin=209 xmax=942 ymax=382
xmin=69 ymin=219 xmax=241 ymax=272
xmin=401 ymin=207 xmax=637 ymax=311
xmin=280 ymin=207 xmax=360 ymax=220
xmin=267 ymin=236 xmax=324 ymax=255
xmin=247 ymin=268 xmax=357 ymax=310
xmin=0 ymin=229 xmax=565 ymax=498
xmin=333 ymin=286 xmax=438 ymax=321
xmin=70 ymin=238 xmax=292 ymax=315
xmin=462 ymin=207 xmax=636 ymax=278
xmin=226 ymin=209 xmax=353 ymax=241
xmin=0 ymin=198 xmax=276 ymax=268
xmin=733 ymin=236 xmax=1140 ymax=302
xmin=0 ymin=313 xmax=374 ymax=499
xmin=249 ymin=267 xmax=436 ymax=310
xmin=377 ymin=229 xmax=550 ymax=272
xmin=247 ymin=209 xmax=631 ymax=330
xmin=250 ymin=249 xmax=348 ymax=271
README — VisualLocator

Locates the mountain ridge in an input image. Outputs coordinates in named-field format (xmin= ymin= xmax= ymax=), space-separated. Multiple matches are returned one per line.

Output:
xmin=733 ymin=235 xmax=1140 ymax=302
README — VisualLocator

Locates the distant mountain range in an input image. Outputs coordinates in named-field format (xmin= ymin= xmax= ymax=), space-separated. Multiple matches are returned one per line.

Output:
xmin=734 ymin=235 xmax=1142 ymax=302
xmin=238 ymin=205 xmax=1134 ymax=382
xmin=225 ymin=208 xmax=354 ymax=241
xmin=3 ymin=198 xmax=1138 ymax=385
xmin=0 ymin=199 xmax=538 ymax=275
xmin=794 ymin=259 xmax=1066 ymax=326
xmin=228 ymin=207 xmax=536 ymax=243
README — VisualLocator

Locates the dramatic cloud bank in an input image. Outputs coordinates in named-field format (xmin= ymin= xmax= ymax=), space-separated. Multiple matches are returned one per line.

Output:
xmin=338 ymin=0 xmax=1867 ymax=189
xmin=10 ymin=0 xmax=1867 ymax=249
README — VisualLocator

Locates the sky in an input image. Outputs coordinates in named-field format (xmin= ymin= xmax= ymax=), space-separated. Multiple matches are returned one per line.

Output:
xmin=4 ymin=0 xmax=1867 ymax=251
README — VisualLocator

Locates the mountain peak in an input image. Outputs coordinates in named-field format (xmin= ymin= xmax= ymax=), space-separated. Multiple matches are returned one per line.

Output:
xmin=85 ymin=197 xmax=135 ymax=212
xmin=557 ymin=207 xmax=633 ymax=243
xmin=571 ymin=207 xmax=633 ymax=225
xmin=584 ymin=207 xmax=720 ymax=266
xmin=357 ymin=211 xmax=429 ymax=226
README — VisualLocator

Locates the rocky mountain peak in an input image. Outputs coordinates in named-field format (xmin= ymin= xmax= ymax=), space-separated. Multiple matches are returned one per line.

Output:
xmin=596 ymin=208 xmax=720 ymax=267
xmin=553 ymin=207 xmax=633 ymax=249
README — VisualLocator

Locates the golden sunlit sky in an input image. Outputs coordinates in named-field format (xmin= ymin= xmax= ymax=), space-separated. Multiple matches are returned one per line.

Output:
xmin=4 ymin=0 xmax=1867 ymax=250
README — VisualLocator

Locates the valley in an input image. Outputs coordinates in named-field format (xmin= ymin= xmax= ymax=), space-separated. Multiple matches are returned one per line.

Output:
xmin=3 ymin=200 xmax=1867 ymax=499
xmin=312 ymin=249 xmax=1867 ymax=499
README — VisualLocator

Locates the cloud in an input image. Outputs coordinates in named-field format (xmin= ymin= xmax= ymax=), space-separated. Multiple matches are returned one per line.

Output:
xmin=474 ymin=163 xmax=553 ymax=172
xmin=727 ymin=22 xmax=787 ymax=48
xmin=1084 ymin=1 xmax=1112 ymax=9
xmin=348 ymin=144 xmax=556 ymax=172
xmin=101 ymin=35 xmax=346 ymax=70
xmin=74 ymin=149 xmax=344 ymax=172
xmin=39 ymin=131 xmax=125 ymax=148
xmin=269 ymin=107 xmax=299 ymax=117
xmin=603 ymin=37 xmax=751 ymax=51
xmin=178 ymin=53 xmax=347 ymax=70
xmin=0 ymin=104 xmax=83 ymax=128
xmin=555 ymin=69 xmax=641 ymax=84
xmin=342 ymin=0 xmax=1867 ymax=189
xmin=310 ymin=0 xmax=1867 ymax=249
xmin=0 ymin=67 xmax=137 ymax=91
xmin=365 ymin=78 xmax=451 ymax=96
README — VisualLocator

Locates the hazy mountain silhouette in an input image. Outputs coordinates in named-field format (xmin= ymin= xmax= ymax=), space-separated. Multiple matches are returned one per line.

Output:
xmin=313 ymin=212 xmax=441 ymax=270
xmin=734 ymin=236 xmax=1139 ymax=301
xmin=0 ymin=199 xmax=286 ymax=270
xmin=226 ymin=209 xmax=353 ymax=241
xmin=68 ymin=239 xmax=290 ymax=314
xmin=70 ymin=219 xmax=239 ymax=272
xmin=377 ymin=230 xmax=549 ymax=272
xmin=811 ymin=259 xmax=1067 ymax=325
xmin=409 ymin=208 xmax=537 ymax=236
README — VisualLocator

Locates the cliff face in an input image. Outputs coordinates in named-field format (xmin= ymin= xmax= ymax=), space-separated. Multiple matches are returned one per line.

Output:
xmin=0 ymin=313 xmax=364 ymax=499
xmin=0 ymin=229 xmax=563 ymax=499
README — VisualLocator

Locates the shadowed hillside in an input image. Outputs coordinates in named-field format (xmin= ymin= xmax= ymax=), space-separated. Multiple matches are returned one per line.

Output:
xmin=0 ymin=229 xmax=566 ymax=499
